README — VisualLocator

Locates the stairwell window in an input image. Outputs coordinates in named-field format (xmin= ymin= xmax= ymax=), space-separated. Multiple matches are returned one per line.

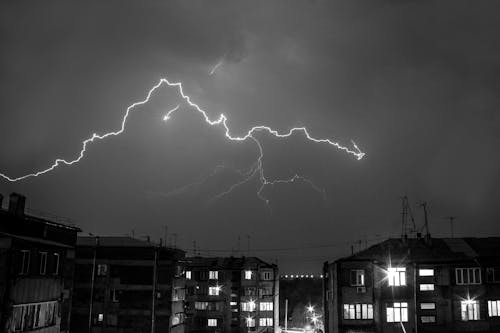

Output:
xmin=419 ymin=269 xmax=434 ymax=276
xmin=185 ymin=271 xmax=192 ymax=279
xmin=419 ymin=284 xmax=435 ymax=291
xmin=207 ymin=319 xmax=217 ymax=327
xmin=388 ymin=267 xmax=406 ymax=286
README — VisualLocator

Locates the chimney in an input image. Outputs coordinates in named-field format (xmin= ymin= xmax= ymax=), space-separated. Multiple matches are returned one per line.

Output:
xmin=9 ymin=193 xmax=26 ymax=216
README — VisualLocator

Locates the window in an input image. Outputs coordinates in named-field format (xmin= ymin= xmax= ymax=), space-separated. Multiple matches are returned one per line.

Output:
xmin=419 ymin=269 xmax=434 ymax=276
xmin=386 ymin=302 xmax=408 ymax=323
xmin=52 ymin=253 xmax=60 ymax=275
xmin=488 ymin=300 xmax=500 ymax=317
xmin=259 ymin=318 xmax=273 ymax=326
xmin=343 ymin=304 xmax=373 ymax=320
xmin=97 ymin=264 xmax=108 ymax=276
xmin=195 ymin=302 xmax=208 ymax=310
xmin=487 ymin=267 xmax=500 ymax=283
xmin=262 ymin=271 xmax=273 ymax=280
xmin=39 ymin=252 xmax=47 ymax=275
xmin=11 ymin=301 xmax=57 ymax=331
xmin=419 ymin=284 xmax=435 ymax=291
xmin=388 ymin=267 xmax=406 ymax=286
xmin=246 ymin=317 xmax=255 ymax=327
xmin=208 ymin=286 xmax=220 ymax=296
xmin=245 ymin=287 xmax=257 ymax=296
xmin=241 ymin=301 xmax=256 ymax=312
xmin=185 ymin=271 xmax=192 ymax=279
xmin=111 ymin=289 xmax=119 ymax=302
xmin=245 ymin=270 xmax=253 ymax=280
xmin=421 ymin=316 xmax=436 ymax=323
xmin=20 ymin=250 xmax=30 ymax=275
xmin=230 ymin=301 xmax=237 ymax=306
xmin=420 ymin=303 xmax=436 ymax=310
xmin=461 ymin=300 xmax=480 ymax=321
xmin=98 ymin=314 xmax=104 ymax=322
xmin=260 ymin=302 xmax=273 ymax=311
xmin=207 ymin=319 xmax=217 ymax=327
xmin=209 ymin=271 xmax=218 ymax=280
xmin=456 ymin=268 xmax=481 ymax=285
xmin=350 ymin=270 xmax=365 ymax=286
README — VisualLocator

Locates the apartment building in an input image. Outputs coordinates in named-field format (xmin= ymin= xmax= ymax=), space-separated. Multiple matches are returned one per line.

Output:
xmin=184 ymin=257 xmax=279 ymax=333
xmin=71 ymin=236 xmax=186 ymax=333
xmin=0 ymin=193 xmax=80 ymax=333
xmin=323 ymin=236 xmax=500 ymax=333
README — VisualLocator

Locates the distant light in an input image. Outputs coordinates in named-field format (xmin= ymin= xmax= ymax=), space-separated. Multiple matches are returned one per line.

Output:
xmin=307 ymin=305 xmax=315 ymax=313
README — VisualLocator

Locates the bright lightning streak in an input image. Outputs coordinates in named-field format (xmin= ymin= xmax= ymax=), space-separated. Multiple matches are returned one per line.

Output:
xmin=0 ymin=77 xmax=365 ymax=184
xmin=209 ymin=60 xmax=224 ymax=75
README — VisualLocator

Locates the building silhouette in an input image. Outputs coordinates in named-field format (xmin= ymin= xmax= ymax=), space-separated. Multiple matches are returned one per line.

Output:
xmin=0 ymin=193 xmax=80 ymax=333
xmin=184 ymin=257 xmax=279 ymax=333
xmin=323 ymin=235 xmax=500 ymax=333
xmin=71 ymin=236 xmax=186 ymax=333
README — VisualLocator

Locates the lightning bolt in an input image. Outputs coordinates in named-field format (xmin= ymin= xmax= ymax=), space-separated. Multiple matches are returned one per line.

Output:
xmin=209 ymin=60 xmax=223 ymax=75
xmin=0 ymin=77 xmax=365 ymax=194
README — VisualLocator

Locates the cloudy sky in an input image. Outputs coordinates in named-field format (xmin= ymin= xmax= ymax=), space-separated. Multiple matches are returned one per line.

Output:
xmin=1 ymin=0 xmax=499 ymax=272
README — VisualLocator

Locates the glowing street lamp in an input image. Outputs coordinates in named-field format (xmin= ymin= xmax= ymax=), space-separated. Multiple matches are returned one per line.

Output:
xmin=306 ymin=305 xmax=315 ymax=313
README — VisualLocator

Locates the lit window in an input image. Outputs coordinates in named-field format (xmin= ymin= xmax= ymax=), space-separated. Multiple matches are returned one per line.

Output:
xmin=259 ymin=318 xmax=273 ymax=326
xmin=98 ymin=313 xmax=104 ymax=322
xmin=419 ymin=269 xmax=434 ymax=276
xmin=350 ymin=270 xmax=365 ymax=286
xmin=386 ymin=302 xmax=408 ymax=323
xmin=185 ymin=271 xmax=192 ymax=279
xmin=260 ymin=302 xmax=273 ymax=311
xmin=456 ymin=268 xmax=481 ymax=285
xmin=419 ymin=284 xmax=435 ymax=291
xmin=246 ymin=317 xmax=255 ymax=327
xmin=97 ymin=264 xmax=108 ymax=276
xmin=245 ymin=270 xmax=253 ymax=280
xmin=207 ymin=319 xmax=217 ymax=327
xmin=52 ymin=253 xmax=60 ymax=275
xmin=209 ymin=286 xmax=220 ymax=296
xmin=241 ymin=301 xmax=256 ymax=312
xmin=343 ymin=304 xmax=373 ymax=319
xmin=388 ymin=267 xmax=406 ymax=286
xmin=39 ymin=252 xmax=47 ymax=275
xmin=209 ymin=271 xmax=218 ymax=280
xmin=488 ymin=300 xmax=500 ymax=317
xmin=230 ymin=301 xmax=238 ymax=306
xmin=461 ymin=300 xmax=480 ymax=321
xmin=195 ymin=302 xmax=208 ymax=310
xmin=421 ymin=316 xmax=436 ymax=323
xmin=420 ymin=303 xmax=435 ymax=310
xmin=20 ymin=250 xmax=30 ymax=275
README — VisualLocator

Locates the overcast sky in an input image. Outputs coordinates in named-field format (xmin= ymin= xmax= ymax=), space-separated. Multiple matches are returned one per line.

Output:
xmin=1 ymin=0 xmax=500 ymax=273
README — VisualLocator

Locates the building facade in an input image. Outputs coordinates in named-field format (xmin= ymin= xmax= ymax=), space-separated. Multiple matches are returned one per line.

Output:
xmin=71 ymin=236 xmax=186 ymax=333
xmin=0 ymin=193 xmax=80 ymax=333
xmin=323 ymin=236 xmax=500 ymax=333
xmin=184 ymin=257 xmax=279 ymax=333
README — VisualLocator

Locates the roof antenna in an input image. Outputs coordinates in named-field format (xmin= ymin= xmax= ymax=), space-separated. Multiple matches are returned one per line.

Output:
xmin=420 ymin=202 xmax=430 ymax=238
xmin=401 ymin=196 xmax=416 ymax=239
xmin=443 ymin=216 xmax=456 ymax=238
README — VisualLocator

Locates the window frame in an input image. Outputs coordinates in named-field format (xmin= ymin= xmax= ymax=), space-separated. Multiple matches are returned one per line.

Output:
xmin=39 ymin=252 xmax=47 ymax=275
xmin=456 ymin=268 xmax=481 ymax=285
xmin=461 ymin=300 xmax=480 ymax=321
xmin=52 ymin=253 xmax=60 ymax=275
xmin=419 ymin=269 xmax=434 ymax=277
xmin=388 ymin=267 xmax=407 ymax=287
xmin=20 ymin=250 xmax=30 ymax=275
xmin=488 ymin=300 xmax=500 ymax=317
xmin=343 ymin=303 xmax=374 ymax=320
xmin=350 ymin=269 xmax=365 ymax=286
xmin=386 ymin=302 xmax=408 ymax=323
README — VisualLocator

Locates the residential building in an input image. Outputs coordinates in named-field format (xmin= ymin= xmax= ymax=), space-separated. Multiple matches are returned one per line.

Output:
xmin=323 ymin=235 xmax=500 ymax=333
xmin=0 ymin=193 xmax=80 ymax=333
xmin=71 ymin=236 xmax=186 ymax=333
xmin=184 ymin=257 xmax=279 ymax=333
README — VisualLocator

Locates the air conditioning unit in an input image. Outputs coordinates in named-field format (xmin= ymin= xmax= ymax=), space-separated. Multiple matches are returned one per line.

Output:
xmin=356 ymin=286 xmax=366 ymax=293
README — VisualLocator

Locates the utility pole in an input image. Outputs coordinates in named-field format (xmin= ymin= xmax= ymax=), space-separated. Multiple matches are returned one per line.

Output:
xmin=284 ymin=299 xmax=288 ymax=333
xmin=88 ymin=236 xmax=99 ymax=333
xmin=444 ymin=216 xmax=456 ymax=238
xmin=420 ymin=202 xmax=430 ymax=237
xmin=151 ymin=245 xmax=158 ymax=333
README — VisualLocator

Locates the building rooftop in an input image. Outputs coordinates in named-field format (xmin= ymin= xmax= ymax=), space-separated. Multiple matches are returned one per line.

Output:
xmin=336 ymin=236 xmax=500 ymax=264
xmin=186 ymin=256 xmax=276 ymax=269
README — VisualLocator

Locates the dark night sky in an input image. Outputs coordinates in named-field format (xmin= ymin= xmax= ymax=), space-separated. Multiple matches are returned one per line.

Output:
xmin=1 ymin=1 xmax=500 ymax=273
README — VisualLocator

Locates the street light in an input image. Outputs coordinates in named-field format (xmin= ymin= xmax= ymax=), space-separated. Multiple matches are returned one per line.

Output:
xmin=306 ymin=305 xmax=315 ymax=313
